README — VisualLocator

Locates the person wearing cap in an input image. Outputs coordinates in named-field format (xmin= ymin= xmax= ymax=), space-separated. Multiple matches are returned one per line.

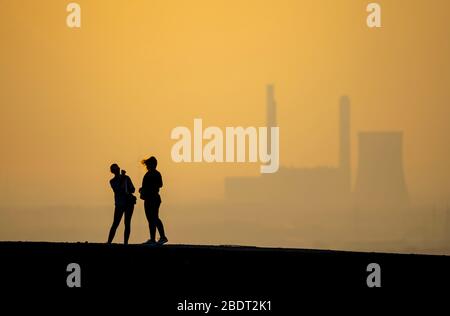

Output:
xmin=107 ymin=163 xmax=136 ymax=244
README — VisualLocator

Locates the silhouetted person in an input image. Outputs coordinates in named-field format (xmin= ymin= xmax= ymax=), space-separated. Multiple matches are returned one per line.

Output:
xmin=107 ymin=163 xmax=136 ymax=244
xmin=139 ymin=156 xmax=168 ymax=245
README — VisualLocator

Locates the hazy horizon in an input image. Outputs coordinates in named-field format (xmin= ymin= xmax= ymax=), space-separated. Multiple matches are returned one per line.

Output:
xmin=1 ymin=0 xmax=450 ymax=254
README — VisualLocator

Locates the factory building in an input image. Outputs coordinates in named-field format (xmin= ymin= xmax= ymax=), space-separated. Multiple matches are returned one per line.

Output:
xmin=225 ymin=85 xmax=409 ymax=209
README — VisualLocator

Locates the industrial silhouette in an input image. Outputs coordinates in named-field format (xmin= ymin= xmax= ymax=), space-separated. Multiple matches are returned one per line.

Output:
xmin=225 ymin=85 xmax=409 ymax=210
xmin=354 ymin=132 xmax=409 ymax=208
xmin=339 ymin=96 xmax=351 ymax=194
xmin=266 ymin=84 xmax=277 ymax=155
xmin=212 ymin=86 xmax=450 ymax=255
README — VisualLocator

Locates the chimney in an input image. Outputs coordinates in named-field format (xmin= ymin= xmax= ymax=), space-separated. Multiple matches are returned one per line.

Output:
xmin=339 ymin=96 xmax=351 ymax=193
xmin=266 ymin=84 xmax=276 ymax=154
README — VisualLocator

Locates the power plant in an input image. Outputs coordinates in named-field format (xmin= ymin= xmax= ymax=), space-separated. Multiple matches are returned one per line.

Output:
xmin=354 ymin=132 xmax=409 ymax=208
xmin=225 ymin=85 xmax=409 ymax=210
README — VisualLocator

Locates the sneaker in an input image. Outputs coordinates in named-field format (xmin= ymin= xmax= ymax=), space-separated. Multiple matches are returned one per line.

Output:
xmin=158 ymin=236 xmax=168 ymax=245
xmin=143 ymin=239 xmax=156 ymax=245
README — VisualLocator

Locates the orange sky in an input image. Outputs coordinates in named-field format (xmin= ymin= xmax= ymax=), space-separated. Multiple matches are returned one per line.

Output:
xmin=1 ymin=0 xmax=450 ymax=243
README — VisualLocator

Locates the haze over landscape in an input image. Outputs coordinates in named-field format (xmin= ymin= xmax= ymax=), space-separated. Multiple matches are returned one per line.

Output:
xmin=1 ymin=0 xmax=449 ymax=254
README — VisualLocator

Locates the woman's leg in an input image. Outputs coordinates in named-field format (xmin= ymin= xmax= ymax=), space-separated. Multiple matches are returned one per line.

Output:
xmin=107 ymin=206 xmax=124 ymax=243
xmin=123 ymin=204 xmax=134 ymax=244
xmin=144 ymin=200 xmax=156 ymax=241
xmin=154 ymin=202 xmax=166 ymax=239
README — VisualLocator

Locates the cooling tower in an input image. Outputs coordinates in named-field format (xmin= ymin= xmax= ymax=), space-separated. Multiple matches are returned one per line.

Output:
xmin=354 ymin=132 xmax=409 ymax=208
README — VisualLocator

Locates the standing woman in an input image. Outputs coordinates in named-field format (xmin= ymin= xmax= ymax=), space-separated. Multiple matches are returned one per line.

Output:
xmin=139 ymin=156 xmax=168 ymax=245
xmin=107 ymin=163 xmax=136 ymax=244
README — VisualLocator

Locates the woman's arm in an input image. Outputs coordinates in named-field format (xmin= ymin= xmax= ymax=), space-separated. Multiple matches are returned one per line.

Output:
xmin=139 ymin=173 xmax=147 ymax=193
xmin=127 ymin=176 xmax=136 ymax=193
xmin=110 ymin=178 xmax=119 ymax=194
xmin=158 ymin=172 xmax=163 ymax=188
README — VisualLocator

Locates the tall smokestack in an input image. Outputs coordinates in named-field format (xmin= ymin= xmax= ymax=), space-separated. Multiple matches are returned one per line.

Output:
xmin=266 ymin=84 xmax=276 ymax=154
xmin=339 ymin=96 xmax=351 ymax=193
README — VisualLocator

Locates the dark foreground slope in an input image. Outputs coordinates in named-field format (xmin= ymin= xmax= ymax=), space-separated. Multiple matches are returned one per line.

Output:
xmin=0 ymin=242 xmax=449 ymax=311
